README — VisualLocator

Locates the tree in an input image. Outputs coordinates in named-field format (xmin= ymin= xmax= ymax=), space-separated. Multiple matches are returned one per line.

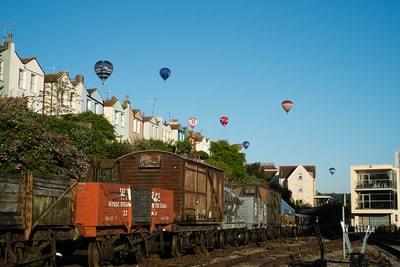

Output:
xmin=269 ymin=181 xmax=292 ymax=204
xmin=132 ymin=139 xmax=175 ymax=152
xmin=53 ymin=112 xmax=116 ymax=160
xmin=104 ymin=140 xmax=135 ymax=159
xmin=206 ymin=140 xmax=248 ymax=185
xmin=0 ymin=97 xmax=89 ymax=178
xmin=175 ymin=139 xmax=192 ymax=154
xmin=246 ymin=162 xmax=272 ymax=182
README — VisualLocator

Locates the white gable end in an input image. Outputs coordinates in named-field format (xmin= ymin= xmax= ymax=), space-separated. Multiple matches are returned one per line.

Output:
xmin=287 ymin=165 xmax=315 ymax=207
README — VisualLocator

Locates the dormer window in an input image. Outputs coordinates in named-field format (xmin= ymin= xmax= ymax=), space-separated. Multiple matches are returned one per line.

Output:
xmin=299 ymin=175 xmax=302 ymax=180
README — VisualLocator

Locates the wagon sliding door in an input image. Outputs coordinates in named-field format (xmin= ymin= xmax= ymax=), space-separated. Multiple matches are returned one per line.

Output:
xmin=183 ymin=163 xmax=208 ymax=222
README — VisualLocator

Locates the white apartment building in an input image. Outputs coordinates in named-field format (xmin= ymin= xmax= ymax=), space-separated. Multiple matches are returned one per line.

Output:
xmin=350 ymin=164 xmax=400 ymax=230
xmin=0 ymin=34 xmax=44 ymax=112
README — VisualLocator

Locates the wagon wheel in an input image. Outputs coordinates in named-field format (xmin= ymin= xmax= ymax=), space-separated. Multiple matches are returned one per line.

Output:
xmin=134 ymin=243 xmax=146 ymax=264
xmin=243 ymin=231 xmax=250 ymax=245
xmin=194 ymin=233 xmax=207 ymax=254
xmin=88 ymin=241 xmax=100 ymax=267
xmin=171 ymin=235 xmax=181 ymax=257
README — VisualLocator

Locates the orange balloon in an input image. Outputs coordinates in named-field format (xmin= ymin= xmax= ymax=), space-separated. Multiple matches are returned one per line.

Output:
xmin=281 ymin=100 xmax=293 ymax=113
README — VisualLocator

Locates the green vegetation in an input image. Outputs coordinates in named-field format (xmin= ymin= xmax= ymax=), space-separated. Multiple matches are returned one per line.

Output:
xmin=0 ymin=98 xmax=89 ymax=178
xmin=0 ymin=97 xmax=291 ymax=200
xmin=207 ymin=140 xmax=262 ymax=185
xmin=246 ymin=162 xmax=292 ymax=203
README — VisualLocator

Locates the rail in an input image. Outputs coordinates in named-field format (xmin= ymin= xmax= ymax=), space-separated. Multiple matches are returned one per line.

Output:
xmin=369 ymin=234 xmax=400 ymax=260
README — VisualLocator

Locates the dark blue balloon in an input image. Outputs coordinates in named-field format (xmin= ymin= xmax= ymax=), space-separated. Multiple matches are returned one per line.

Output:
xmin=159 ymin=67 xmax=171 ymax=81
xmin=329 ymin=167 xmax=336 ymax=175
xmin=94 ymin=60 xmax=113 ymax=83
xmin=242 ymin=141 xmax=250 ymax=149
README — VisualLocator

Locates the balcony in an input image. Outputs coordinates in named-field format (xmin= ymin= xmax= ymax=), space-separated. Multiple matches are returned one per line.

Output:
xmin=356 ymin=191 xmax=397 ymax=210
xmin=356 ymin=179 xmax=396 ymax=190
xmin=357 ymin=200 xmax=396 ymax=209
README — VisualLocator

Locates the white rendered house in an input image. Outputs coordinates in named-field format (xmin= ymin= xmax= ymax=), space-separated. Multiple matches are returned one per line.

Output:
xmin=86 ymin=88 xmax=104 ymax=115
xmin=279 ymin=165 xmax=316 ymax=207
xmin=103 ymin=96 xmax=128 ymax=141
xmin=0 ymin=34 xmax=44 ymax=112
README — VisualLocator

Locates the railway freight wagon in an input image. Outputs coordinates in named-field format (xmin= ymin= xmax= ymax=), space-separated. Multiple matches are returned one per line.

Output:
xmin=115 ymin=150 xmax=225 ymax=256
xmin=0 ymin=172 xmax=76 ymax=266
xmin=0 ymin=172 xmax=172 ymax=267
xmin=235 ymin=185 xmax=282 ymax=240
xmin=76 ymin=183 xmax=175 ymax=266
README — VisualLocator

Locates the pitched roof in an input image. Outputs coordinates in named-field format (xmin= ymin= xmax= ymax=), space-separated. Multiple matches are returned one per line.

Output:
xmin=44 ymin=72 xmax=65 ymax=83
xmin=20 ymin=57 xmax=36 ymax=64
xmin=279 ymin=165 xmax=316 ymax=179
xmin=132 ymin=109 xmax=143 ymax=120
xmin=143 ymin=116 xmax=156 ymax=122
xmin=262 ymin=163 xmax=279 ymax=180
xmin=87 ymin=88 xmax=97 ymax=95
xmin=103 ymin=96 xmax=119 ymax=107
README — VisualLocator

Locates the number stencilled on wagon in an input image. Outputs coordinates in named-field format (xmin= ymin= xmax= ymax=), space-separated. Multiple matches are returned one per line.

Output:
xmin=151 ymin=190 xmax=169 ymax=216
xmin=108 ymin=187 xmax=132 ymax=209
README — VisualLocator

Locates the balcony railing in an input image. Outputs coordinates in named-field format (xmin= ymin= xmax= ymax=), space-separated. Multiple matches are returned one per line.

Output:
xmin=356 ymin=179 xmax=396 ymax=189
xmin=357 ymin=200 xmax=396 ymax=209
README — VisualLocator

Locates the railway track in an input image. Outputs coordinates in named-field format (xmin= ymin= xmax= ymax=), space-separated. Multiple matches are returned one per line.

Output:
xmin=369 ymin=234 xmax=400 ymax=260
xmin=143 ymin=236 xmax=343 ymax=267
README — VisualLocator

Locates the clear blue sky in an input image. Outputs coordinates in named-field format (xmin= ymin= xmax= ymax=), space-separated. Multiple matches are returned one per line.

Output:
xmin=3 ymin=0 xmax=400 ymax=193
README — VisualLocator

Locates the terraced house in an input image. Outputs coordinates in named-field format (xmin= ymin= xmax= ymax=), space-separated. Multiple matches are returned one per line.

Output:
xmin=103 ymin=96 xmax=128 ymax=141
xmin=0 ymin=34 xmax=44 ymax=112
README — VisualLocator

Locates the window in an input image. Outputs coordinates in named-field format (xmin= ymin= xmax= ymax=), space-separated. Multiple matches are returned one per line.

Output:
xmin=69 ymin=92 xmax=73 ymax=107
xmin=0 ymin=61 xmax=4 ymax=81
xmin=18 ymin=69 xmax=25 ymax=89
xmin=30 ymin=74 xmax=36 ymax=93
xmin=299 ymin=175 xmax=303 ymax=180
xmin=96 ymin=103 xmax=101 ymax=114
xmin=121 ymin=113 xmax=125 ymax=127
xmin=298 ymin=187 xmax=303 ymax=192
xmin=114 ymin=111 xmax=119 ymax=125
xmin=60 ymin=91 xmax=65 ymax=106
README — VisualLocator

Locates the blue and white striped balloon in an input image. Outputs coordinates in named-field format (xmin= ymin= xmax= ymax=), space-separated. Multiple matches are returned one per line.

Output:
xmin=94 ymin=60 xmax=113 ymax=84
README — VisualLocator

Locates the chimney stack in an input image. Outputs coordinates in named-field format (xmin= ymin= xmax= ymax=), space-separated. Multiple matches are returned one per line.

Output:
xmin=75 ymin=74 xmax=84 ymax=84
xmin=5 ymin=33 xmax=13 ymax=45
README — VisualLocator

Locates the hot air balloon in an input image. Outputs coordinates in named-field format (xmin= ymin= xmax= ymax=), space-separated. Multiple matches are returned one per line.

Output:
xmin=220 ymin=116 xmax=229 ymax=127
xmin=94 ymin=60 xmax=113 ymax=84
xmin=281 ymin=100 xmax=293 ymax=113
xmin=242 ymin=141 xmax=250 ymax=149
xmin=188 ymin=117 xmax=198 ymax=129
xmin=329 ymin=167 xmax=336 ymax=175
xmin=159 ymin=67 xmax=171 ymax=81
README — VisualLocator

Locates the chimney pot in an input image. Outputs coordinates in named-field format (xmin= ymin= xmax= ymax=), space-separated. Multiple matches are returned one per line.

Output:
xmin=75 ymin=74 xmax=84 ymax=84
